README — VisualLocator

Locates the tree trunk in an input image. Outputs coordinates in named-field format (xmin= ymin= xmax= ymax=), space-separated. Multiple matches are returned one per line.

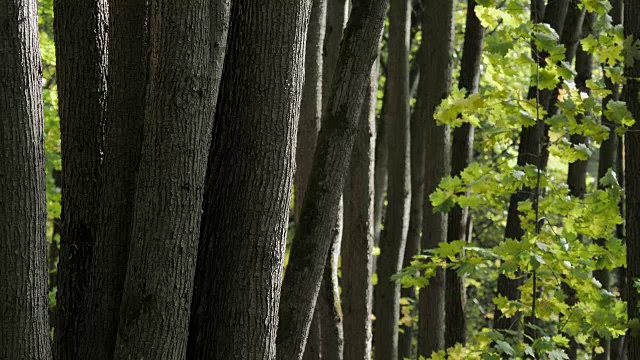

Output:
xmin=494 ymin=0 xmax=569 ymax=334
xmin=0 ymin=0 xmax=51 ymax=357
xmin=625 ymin=0 xmax=640 ymax=358
xmin=373 ymin=1 xmax=411 ymax=359
xmin=52 ymin=0 xmax=107 ymax=357
xmin=342 ymin=62 xmax=378 ymax=360
xmin=320 ymin=204 xmax=344 ymax=360
xmin=417 ymin=0 xmax=455 ymax=357
xmin=314 ymin=2 xmax=348 ymax=356
xmin=276 ymin=0 xmax=388 ymax=357
xmin=78 ymin=0 xmax=149 ymax=356
xmin=112 ymin=0 xmax=224 ymax=357
xmin=444 ymin=0 xmax=485 ymax=349
xmin=297 ymin=2 xmax=327 ymax=359
xmin=373 ymin=86 xmax=389 ymax=248
xmin=186 ymin=1 xmax=309 ymax=359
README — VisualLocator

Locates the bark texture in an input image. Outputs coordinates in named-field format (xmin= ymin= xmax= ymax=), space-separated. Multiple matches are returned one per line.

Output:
xmin=52 ymin=0 xmax=108 ymax=357
xmin=79 ymin=0 xmax=149 ymax=355
xmin=187 ymin=1 xmax=309 ymax=359
xmin=342 ymin=63 xmax=378 ymax=360
xmin=373 ymin=0 xmax=411 ymax=359
xmin=417 ymin=0 xmax=455 ymax=357
xmin=297 ymin=2 xmax=327 ymax=359
xmin=276 ymin=0 xmax=388 ymax=357
xmin=0 ymin=0 xmax=51 ymax=357
xmin=625 ymin=0 xmax=640 ymax=358
xmin=113 ymin=0 xmax=222 ymax=357
xmin=494 ymin=0 xmax=569 ymax=334
xmin=444 ymin=0 xmax=485 ymax=348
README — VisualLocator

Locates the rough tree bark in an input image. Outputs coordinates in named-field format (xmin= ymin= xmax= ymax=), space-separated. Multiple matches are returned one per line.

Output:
xmin=78 ymin=0 xmax=149 ymax=356
xmin=444 ymin=0 xmax=485 ymax=348
xmin=417 ymin=0 xmax=455 ymax=357
xmin=342 ymin=62 xmax=378 ymax=360
xmin=276 ymin=0 xmax=388 ymax=357
xmin=52 ymin=0 xmax=107 ymax=357
xmin=373 ymin=2 xmax=411 ymax=359
xmin=494 ymin=0 xmax=569 ymax=334
xmin=186 ymin=1 xmax=309 ymax=359
xmin=297 ymin=1 xmax=327 ymax=359
xmin=625 ymin=0 xmax=640 ymax=358
xmin=0 ymin=1 xmax=51 ymax=358
xmin=314 ymin=2 xmax=348 ymax=357
xmin=112 ymin=0 xmax=224 ymax=357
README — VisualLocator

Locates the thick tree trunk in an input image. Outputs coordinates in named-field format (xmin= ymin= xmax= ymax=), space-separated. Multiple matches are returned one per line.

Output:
xmin=373 ymin=1 xmax=411 ymax=359
xmin=444 ymin=0 xmax=485 ymax=348
xmin=113 ymin=0 xmax=223 ymax=357
xmin=187 ymin=1 xmax=309 ymax=359
xmin=342 ymin=62 xmax=378 ymax=360
xmin=625 ymin=0 xmax=640 ymax=358
xmin=0 ymin=0 xmax=51 ymax=357
xmin=276 ymin=0 xmax=388 ymax=357
xmin=52 ymin=0 xmax=107 ymax=357
xmin=78 ymin=0 xmax=149 ymax=356
xmin=297 ymin=2 xmax=327 ymax=359
xmin=494 ymin=0 xmax=569 ymax=334
xmin=417 ymin=0 xmax=455 ymax=357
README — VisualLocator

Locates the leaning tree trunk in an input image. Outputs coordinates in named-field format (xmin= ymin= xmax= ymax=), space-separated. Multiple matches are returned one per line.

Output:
xmin=186 ymin=1 xmax=310 ymax=359
xmin=417 ymin=0 xmax=455 ymax=357
xmin=494 ymin=0 xmax=569 ymax=334
xmin=78 ymin=0 xmax=149 ymax=356
xmin=373 ymin=1 xmax=411 ymax=359
xmin=444 ymin=0 xmax=485 ymax=348
xmin=625 ymin=0 xmax=640 ymax=358
xmin=0 ymin=0 xmax=51 ymax=358
xmin=276 ymin=0 xmax=388 ymax=357
xmin=342 ymin=61 xmax=378 ymax=360
xmin=52 ymin=0 xmax=107 ymax=357
xmin=112 ymin=0 xmax=224 ymax=357
xmin=297 ymin=1 xmax=327 ymax=359
xmin=314 ymin=2 xmax=348 ymax=357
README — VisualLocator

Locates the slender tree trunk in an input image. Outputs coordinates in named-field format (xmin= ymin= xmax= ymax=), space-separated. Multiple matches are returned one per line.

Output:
xmin=373 ymin=89 xmax=389 ymax=248
xmin=297 ymin=2 xmax=327 ymax=359
xmin=321 ymin=204 xmax=345 ymax=360
xmin=373 ymin=2 xmax=411 ymax=359
xmin=342 ymin=62 xmax=378 ymax=360
xmin=624 ymin=0 xmax=640 ymax=358
xmin=494 ymin=0 xmax=569 ymax=334
xmin=276 ymin=0 xmax=388 ymax=357
xmin=313 ymin=2 xmax=348 ymax=356
xmin=444 ymin=0 xmax=485 ymax=348
xmin=52 ymin=0 xmax=107 ymax=357
xmin=187 ymin=1 xmax=309 ymax=358
xmin=78 ymin=0 xmax=149 ymax=356
xmin=0 ymin=0 xmax=51 ymax=357
xmin=417 ymin=0 xmax=455 ymax=357
xmin=113 ymin=0 xmax=223 ymax=357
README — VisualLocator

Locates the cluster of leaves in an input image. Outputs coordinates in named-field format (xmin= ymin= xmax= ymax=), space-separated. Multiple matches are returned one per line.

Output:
xmin=397 ymin=0 xmax=636 ymax=358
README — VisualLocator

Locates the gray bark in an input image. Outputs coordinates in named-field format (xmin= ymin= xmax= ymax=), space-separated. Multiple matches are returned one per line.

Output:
xmin=373 ymin=0 xmax=411 ymax=358
xmin=186 ymin=1 xmax=309 ymax=359
xmin=79 ymin=0 xmax=149 ymax=355
xmin=276 ymin=0 xmax=388 ymax=357
xmin=417 ymin=0 xmax=455 ymax=357
xmin=113 ymin=0 xmax=225 ymax=357
xmin=0 ymin=0 xmax=51 ymax=357
xmin=342 ymin=62 xmax=378 ymax=360
xmin=52 ymin=0 xmax=108 ymax=357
